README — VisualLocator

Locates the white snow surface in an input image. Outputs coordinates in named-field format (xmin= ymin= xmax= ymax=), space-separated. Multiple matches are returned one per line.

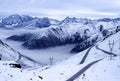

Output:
xmin=0 ymin=40 xmax=19 ymax=61
xmin=0 ymin=61 xmax=42 ymax=81
xmin=36 ymin=31 xmax=120 ymax=81
xmin=0 ymin=31 xmax=119 ymax=81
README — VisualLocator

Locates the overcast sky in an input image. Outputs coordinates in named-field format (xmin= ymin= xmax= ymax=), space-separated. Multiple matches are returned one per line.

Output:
xmin=0 ymin=0 xmax=120 ymax=19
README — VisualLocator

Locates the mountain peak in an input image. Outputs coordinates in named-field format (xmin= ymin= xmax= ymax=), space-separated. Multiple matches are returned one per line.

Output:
xmin=60 ymin=16 xmax=77 ymax=23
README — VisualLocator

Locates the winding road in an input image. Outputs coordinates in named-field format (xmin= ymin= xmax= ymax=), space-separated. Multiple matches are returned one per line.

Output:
xmin=66 ymin=32 xmax=119 ymax=81
xmin=15 ymin=51 xmax=41 ymax=65
xmin=96 ymin=45 xmax=117 ymax=57
xmin=66 ymin=44 xmax=117 ymax=81
xmin=16 ymin=52 xmax=22 ymax=62
xmin=79 ymin=45 xmax=94 ymax=64
xmin=66 ymin=59 xmax=102 ymax=81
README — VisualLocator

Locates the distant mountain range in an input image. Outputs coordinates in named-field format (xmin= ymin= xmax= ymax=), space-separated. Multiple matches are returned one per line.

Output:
xmin=4 ymin=14 xmax=119 ymax=53
xmin=1 ymin=14 xmax=120 ymax=29
xmin=0 ymin=14 xmax=60 ymax=29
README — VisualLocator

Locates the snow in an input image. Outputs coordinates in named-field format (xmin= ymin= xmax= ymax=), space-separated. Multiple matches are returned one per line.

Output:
xmin=75 ymin=31 xmax=120 ymax=81
xmin=0 ymin=40 xmax=19 ymax=61
xmin=0 ymin=16 xmax=120 ymax=81
xmin=34 ymin=31 xmax=120 ymax=81
xmin=0 ymin=35 xmax=119 ymax=81
xmin=0 ymin=61 xmax=42 ymax=81
xmin=78 ymin=57 xmax=120 ymax=81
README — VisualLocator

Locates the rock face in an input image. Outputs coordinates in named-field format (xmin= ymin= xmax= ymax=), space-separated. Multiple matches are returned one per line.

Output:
xmin=6 ymin=16 xmax=120 ymax=53
xmin=71 ymin=34 xmax=101 ymax=53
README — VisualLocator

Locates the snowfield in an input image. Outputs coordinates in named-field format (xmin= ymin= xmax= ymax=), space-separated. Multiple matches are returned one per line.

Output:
xmin=0 ymin=31 xmax=119 ymax=81
xmin=0 ymin=61 xmax=43 ymax=81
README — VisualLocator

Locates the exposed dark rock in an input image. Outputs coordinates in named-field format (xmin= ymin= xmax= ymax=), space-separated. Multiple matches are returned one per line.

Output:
xmin=116 ymin=26 xmax=120 ymax=32
xmin=102 ymin=29 xmax=109 ymax=36
xmin=38 ymin=76 xmax=43 ymax=80
xmin=71 ymin=35 xmax=99 ymax=53
xmin=7 ymin=33 xmax=33 ymax=41
xmin=9 ymin=63 xmax=21 ymax=68
xmin=99 ymin=25 xmax=104 ymax=32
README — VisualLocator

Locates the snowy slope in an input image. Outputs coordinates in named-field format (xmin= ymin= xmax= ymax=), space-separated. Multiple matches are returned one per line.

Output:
xmin=0 ymin=39 xmax=40 ymax=68
xmin=32 ymin=31 xmax=120 ymax=81
xmin=0 ymin=39 xmax=19 ymax=61
xmin=76 ymin=32 xmax=120 ymax=81
xmin=0 ymin=61 xmax=42 ymax=81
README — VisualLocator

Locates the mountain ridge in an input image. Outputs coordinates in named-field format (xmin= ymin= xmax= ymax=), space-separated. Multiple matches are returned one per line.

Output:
xmin=5 ymin=14 xmax=120 ymax=53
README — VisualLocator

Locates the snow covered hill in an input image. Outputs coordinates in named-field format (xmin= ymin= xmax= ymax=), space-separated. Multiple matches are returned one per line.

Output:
xmin=0 ymin=39 xmax=40 ymax=68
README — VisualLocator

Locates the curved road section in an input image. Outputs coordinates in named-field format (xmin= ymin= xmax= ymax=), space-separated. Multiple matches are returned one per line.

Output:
xmin=66 ymin=59 xmax=102 ymax=81
xmin=96 ymin=45 xmax=117 ymax=57
xmin=80 ymin=45 xmax=94 ymax=64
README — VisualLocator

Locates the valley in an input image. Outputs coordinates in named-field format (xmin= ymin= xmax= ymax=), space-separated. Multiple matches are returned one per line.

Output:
xmin=0 ymin=14 xmax=120 ymax=81
xmin=0 ymin=29 xmax=75 ymax=64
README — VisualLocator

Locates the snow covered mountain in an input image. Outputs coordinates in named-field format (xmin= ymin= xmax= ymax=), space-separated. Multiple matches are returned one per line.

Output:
xmin=7 ymin=16 xmax=120 ymax=53
xmin=7 ymin=21 xmax=95 ymax=51
xmin=0 ymin=14 xmax=60 ymax=29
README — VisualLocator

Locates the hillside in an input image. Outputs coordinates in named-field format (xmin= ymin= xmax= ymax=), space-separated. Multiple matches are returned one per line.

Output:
xmin=37 ymin=31 xmax=120 ymax=81
xmin=0 ymin=30 xmax=119 ymax=81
